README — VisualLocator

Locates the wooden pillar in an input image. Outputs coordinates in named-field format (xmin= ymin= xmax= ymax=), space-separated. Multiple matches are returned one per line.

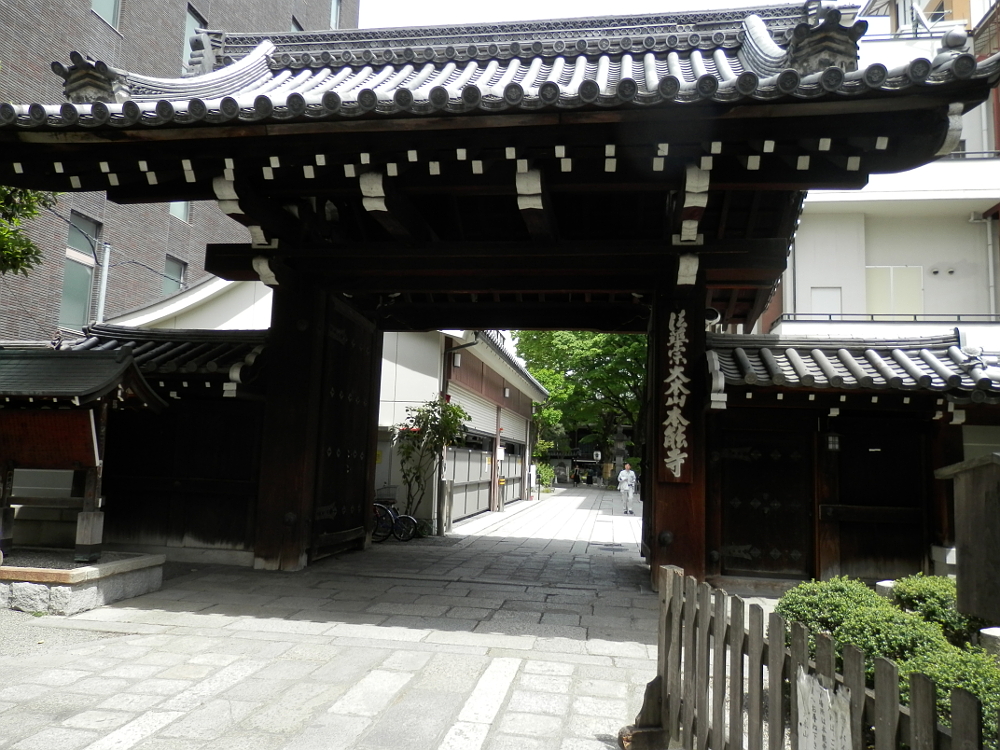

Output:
xmin=647 ymin=291 xmax=707 ymax=586
xmin=75 ymin=402 xmax=108 ymax=563
xmin=254 ymin=281 xmax=326 ymax=570
xmin=0 ymin=461 xmax=13 ymax=557
xmin=254 ymin=282 xmax=382 ymax=569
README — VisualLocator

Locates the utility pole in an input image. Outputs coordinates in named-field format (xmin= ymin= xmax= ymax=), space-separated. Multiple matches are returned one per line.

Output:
xmin=96 ymin=242 xmax=111 ymax=323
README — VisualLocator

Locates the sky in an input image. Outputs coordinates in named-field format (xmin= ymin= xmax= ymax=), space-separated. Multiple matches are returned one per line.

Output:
xmin=357 ymin=0 xmax=796 ymax=29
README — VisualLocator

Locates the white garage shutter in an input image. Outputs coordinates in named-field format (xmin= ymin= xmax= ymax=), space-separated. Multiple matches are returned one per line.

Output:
xmin=448 ymin=384 xmax=497 ymax=434
xmin=499 ymin=410 xmax=527 ymax=443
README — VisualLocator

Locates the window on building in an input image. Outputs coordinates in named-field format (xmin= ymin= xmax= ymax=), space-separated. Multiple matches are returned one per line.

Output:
xmin=866 ymin=266 xmax=923 ymax=319
xmin=92 ymin=0 xmax=120 ymax=26
xmin=168 ymin=201 xmax=191 ymax=222
xmin=163 ymin=256 xmax=187 ymax=295
xmin=291 ymin=16 xmax=304 ymax=31
xmin=183 ymin=5 xmax=207 ymax=72
xmin=330 ymin=0 xmax=341 ymax=29
xmin=59 ymin=214 xmax=100 ymax=330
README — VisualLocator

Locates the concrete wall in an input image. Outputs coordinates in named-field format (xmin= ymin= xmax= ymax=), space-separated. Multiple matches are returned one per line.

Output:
xmin=791 ymin=213 xmax=867 ymax=314
xmin=379 ymin=331 xmax=443 ymax=428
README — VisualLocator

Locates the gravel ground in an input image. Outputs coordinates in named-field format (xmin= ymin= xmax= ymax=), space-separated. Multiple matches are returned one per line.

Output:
xmin=1 ymin=549 xmax=139 ymax=569
xmin=0 ymin=608 xmax=124 ymax=658
xmin=0 ymin=548 xmax=151 ymax=658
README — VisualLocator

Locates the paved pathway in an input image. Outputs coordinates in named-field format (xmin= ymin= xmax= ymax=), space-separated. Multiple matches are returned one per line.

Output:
xmin=0 ymin=486 xmax=657 ymax=750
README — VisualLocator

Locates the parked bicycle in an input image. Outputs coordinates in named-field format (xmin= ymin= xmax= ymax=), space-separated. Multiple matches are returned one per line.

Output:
xmin=373 ymin=485 xmax=418 ymax=542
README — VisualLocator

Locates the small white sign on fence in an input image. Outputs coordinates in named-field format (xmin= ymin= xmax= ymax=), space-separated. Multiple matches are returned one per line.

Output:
xmin=796 ymin=666 xmax=852 ymax=750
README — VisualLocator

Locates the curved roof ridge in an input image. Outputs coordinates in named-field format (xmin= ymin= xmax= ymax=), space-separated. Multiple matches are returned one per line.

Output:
xmin=219 ymin=4 xmax=809 ymax=59
xmin=124 ymin=40 xmax=275 ymax=100
xmin=707 ymin=331 xmax=963 ymax=351
xmin=738 ymin=14 xmax=790 ymax=78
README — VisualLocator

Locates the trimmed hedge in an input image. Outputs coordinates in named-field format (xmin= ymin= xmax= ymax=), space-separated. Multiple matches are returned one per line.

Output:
xmin=833 ymin=607 xmax=948 ymax=681
xmin=777 ymin=576 xmax=1000 ymax=750
xmin=775 ymin=576 xmax=889 ymax=641
xmin=900 ymin=646 xmax=1000 ymax=748
xmin=892 ymin=573 xmax=989 ymax=647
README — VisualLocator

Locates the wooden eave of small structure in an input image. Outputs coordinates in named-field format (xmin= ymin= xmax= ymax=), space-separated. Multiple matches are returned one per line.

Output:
xmin=707 ymin=332 xmax=1000 ymax=407
xmin=0 ymin=349 xmax=167 ymax=411
xmin=1 ymin=4 xmax=998 ymax=332
xmin=59 ymin=324 xmax=268 ymax=401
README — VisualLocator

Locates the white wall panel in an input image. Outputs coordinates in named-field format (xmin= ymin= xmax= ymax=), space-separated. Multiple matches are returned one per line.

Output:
xmin=793 ymin=213 xmax=867 ymax=314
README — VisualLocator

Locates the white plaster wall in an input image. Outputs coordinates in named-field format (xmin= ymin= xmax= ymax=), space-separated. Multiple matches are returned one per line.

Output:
xmin=864 ymin=213 xmax=990 ymax=315
xmin=792 ymin=213 xmax=867 ymax=314
xmin=165 ymin=282 xmax=272 ymax=329
xmin=110 ymin=279 xmax=272 ymax=330
xmin=378 ymin=331 xmax=442 ymax=428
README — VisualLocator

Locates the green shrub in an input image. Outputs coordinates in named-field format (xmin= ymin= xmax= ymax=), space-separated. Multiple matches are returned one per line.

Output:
xmin=900 ymin=646 xmax=1000 ymax=749
xmin=892 ymin=574 xmax=990 ymax=647
xmin=776 ymin=577 xmax=890 ymax=641
xmin=833 ymin=607 xmax=949 ymax=681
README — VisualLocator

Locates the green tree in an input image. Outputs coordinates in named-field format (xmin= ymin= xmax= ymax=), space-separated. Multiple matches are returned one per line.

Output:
xmin=392 ymin=397 xmax=470 ymax=516
xmin=0 ymin=186 xmax=57 ymax=275
xmin=514 ymin=331 xmax=648 ymax=458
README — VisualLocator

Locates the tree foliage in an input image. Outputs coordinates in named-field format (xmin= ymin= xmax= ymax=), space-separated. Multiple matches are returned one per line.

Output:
xmin=392 ymin=397 xmax=470 ymax=516
xmin=513 ymin=331 xmax=648 ymax=458
xmin=0 ymin=186 xmax=57 ymax=276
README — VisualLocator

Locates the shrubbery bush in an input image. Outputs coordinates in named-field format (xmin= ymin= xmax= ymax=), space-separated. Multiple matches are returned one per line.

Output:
xmin=777 ymin=576 xmax=1000 ymax=750
xmin=833 ymin=607 xmax=948 ymax=680
xmin=892 ymin=573 xmax=989 ymax=647
xmin=900 ymin=646 xmax=1000 ymax=747
xmin=775 ymin=576 xmax=889 ymax=639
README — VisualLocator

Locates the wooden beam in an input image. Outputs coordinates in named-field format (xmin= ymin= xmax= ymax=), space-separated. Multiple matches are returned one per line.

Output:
xmin=377 ymin=301 xmax=651 ymax=332
xmin=359 ymin=170 xmax=436 ymax=242
xmin=206 ymin=238 xmax=789 ymax=262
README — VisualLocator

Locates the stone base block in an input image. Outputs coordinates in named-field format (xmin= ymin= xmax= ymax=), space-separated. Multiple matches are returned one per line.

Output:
xmin=1 ymin=553 xmax=164 ymax=615
xmin=931 ymin=545 xmax=957 ymax=577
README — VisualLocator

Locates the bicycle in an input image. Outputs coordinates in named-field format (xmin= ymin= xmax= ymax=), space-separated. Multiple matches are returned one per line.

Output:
xmin=372 ymin=501 xmax=418 ymax=542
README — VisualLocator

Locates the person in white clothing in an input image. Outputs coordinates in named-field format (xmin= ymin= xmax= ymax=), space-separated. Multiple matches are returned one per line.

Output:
xmin=617 ymin=463 xmax=637 ymax=515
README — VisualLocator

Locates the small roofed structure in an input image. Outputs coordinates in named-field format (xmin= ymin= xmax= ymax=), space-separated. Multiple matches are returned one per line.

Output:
xmin=701 ymin=332 xmax=1000 ymax=584
xmin=0 ymin=346 xmax=166 ymax=562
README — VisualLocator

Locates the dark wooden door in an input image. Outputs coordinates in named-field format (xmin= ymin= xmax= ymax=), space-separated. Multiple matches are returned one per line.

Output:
xmin=716 ymin=427 xmax=814 ymax=578
xmin=310 ymin=301 xmax=382 ymax=560
xmin=821 ymin=416 xmax=926 ymax=581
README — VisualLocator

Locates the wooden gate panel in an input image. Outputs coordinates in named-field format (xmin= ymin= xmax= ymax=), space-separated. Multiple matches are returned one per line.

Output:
xmin=716 ymin=427 xmax=813 ymax=578
xmin=311 ymin=299 xmax=381 ymax=559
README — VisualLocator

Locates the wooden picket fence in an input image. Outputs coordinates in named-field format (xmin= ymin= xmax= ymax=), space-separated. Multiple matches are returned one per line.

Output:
xmin=619 ymin=566 xmax=993 ymax=750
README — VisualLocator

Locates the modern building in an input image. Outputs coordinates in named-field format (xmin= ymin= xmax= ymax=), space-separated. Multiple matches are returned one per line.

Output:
xmin=0 ymin=0 xmax=356 ymax=341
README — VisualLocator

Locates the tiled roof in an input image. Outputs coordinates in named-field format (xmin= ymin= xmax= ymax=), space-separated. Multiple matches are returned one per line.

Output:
xmin=0 ymin=349 xmax=165 ymax=408
xmin=2 ymin=5 xmax=994 ymax=130
xmin=707 ymin=333 xmax=1000 ymax=403
xmin=62 ymin=324 xmax=267 ymax=380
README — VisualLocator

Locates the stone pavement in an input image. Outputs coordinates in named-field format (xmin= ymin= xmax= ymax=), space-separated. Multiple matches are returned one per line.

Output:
xmin=0 ymin=485 xmax=658 ymax=750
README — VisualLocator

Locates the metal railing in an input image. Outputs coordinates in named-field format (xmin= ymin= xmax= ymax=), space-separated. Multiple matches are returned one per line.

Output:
xmin=774 ymin=312 xmax=1000 ymax=324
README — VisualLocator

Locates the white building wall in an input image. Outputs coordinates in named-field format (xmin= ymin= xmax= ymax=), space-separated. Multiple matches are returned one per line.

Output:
xmin=792 ymin=213 xmax=868 ymax=314
xmin=110 ymin=279 xmax=273 ymax=329
xmin=378 ymin=331 xmax=442 ymax=427
xmin=864 ymin=213 xmax=991 ymax=315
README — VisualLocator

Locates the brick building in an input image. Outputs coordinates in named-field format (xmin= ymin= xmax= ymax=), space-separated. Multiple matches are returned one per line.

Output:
xmin=0 ymin=0 xmax=358 ymax=339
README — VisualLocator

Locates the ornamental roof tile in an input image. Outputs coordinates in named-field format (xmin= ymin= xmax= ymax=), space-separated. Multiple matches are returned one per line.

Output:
xmin=2 ymin=4 xmax=995 ymax=131
xmin=707 ymin=332 xmax=1000 ymax=403
xmin=0 ymin=349 xmax=166 ymax=409
xmin=61 ymin=324 xmax=267 ymax=379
